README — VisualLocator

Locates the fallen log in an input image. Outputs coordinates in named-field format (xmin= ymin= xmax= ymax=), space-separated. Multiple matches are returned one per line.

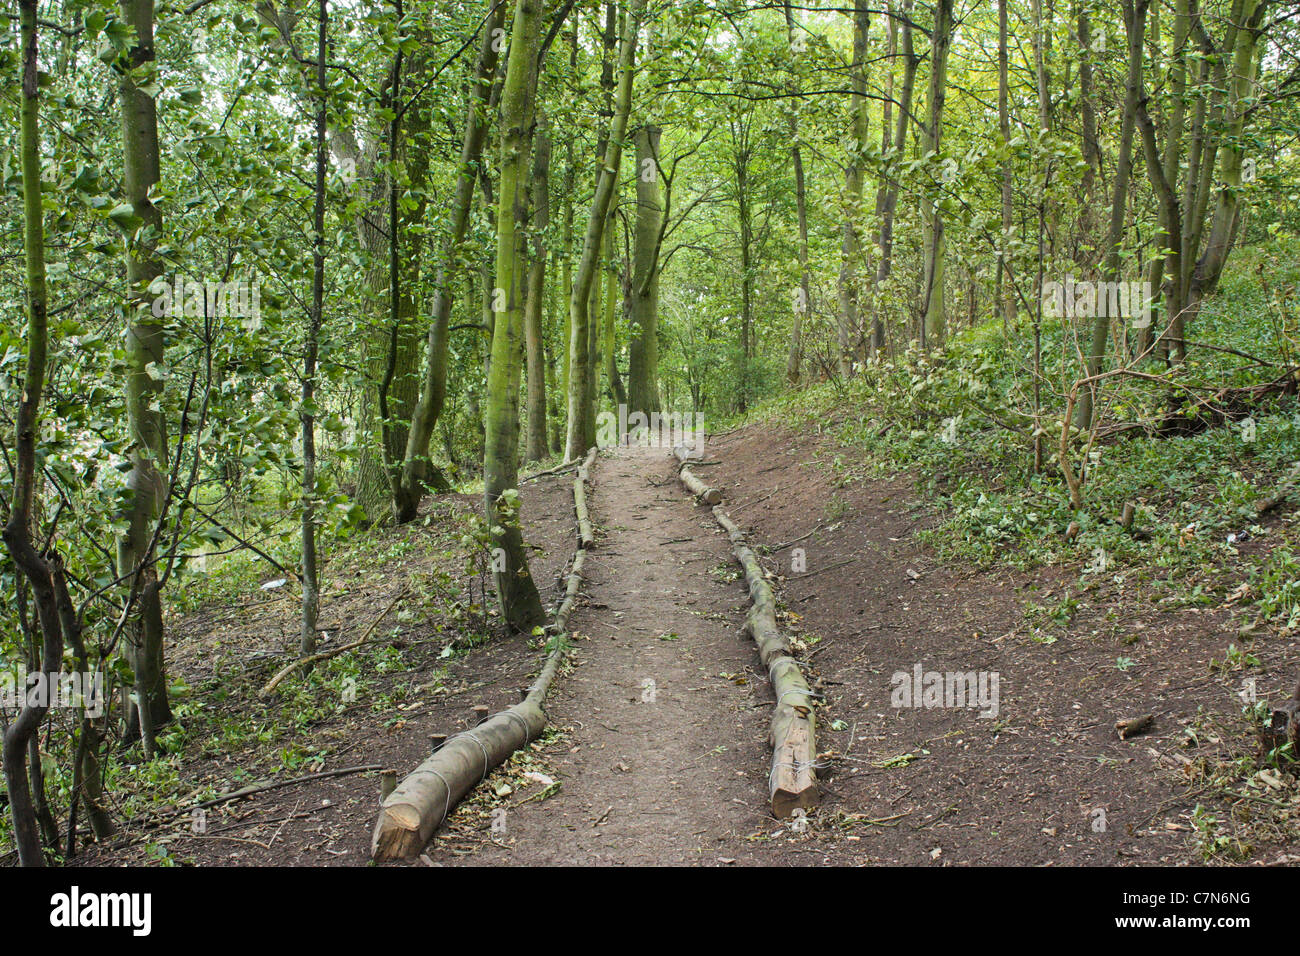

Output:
xmin=673 ymin=444 xmax=722 ymax=504
xmin=370 ymin=697 xmax=549 ymax=860
xmin=371 ymin=447 xmax=599 ymax=861
xmin=519 ymin=458 xmax=581 ymax=484
xmin=711 ymin=506 xmax=820 ymax=817
xmin=576 ymin=448 xmax=596 ymax=549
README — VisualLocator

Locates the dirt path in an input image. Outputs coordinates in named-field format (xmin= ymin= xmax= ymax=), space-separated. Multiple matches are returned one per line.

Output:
xmin=81 ymin=422 xmax=1292 ymax=866
xmin=426 ymin=424 xmax=1289 ymax=867
xmin=434 ymin=443 xmax=787 ymax=865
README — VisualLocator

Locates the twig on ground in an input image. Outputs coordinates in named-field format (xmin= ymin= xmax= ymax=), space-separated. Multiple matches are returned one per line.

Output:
xmin=137 ymin=765 xmax=384 ymax=824
xmin=260 ymin=586 xmax=410 ymax=695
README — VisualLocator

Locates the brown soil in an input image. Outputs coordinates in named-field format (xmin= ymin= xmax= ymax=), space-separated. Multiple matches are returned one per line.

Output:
xmin=700 ymin=425 xmax=1300 ymax=865
xmin=424 ymin=444 xmax=781 ymax=865
xmin=74 ymin=423 xmax=1300 ymax=866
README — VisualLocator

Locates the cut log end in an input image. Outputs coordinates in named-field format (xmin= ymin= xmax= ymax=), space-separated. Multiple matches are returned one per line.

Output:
xmin=771 ymin=785 xmax=821 ymax=819
xmin=678 ymin=463 xmax=722 ymax=505
xmin=371 ymin=802 xmax=427 ymax=862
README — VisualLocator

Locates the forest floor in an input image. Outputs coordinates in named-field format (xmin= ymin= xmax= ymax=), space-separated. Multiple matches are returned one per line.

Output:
xmin=74 ymin=422 xmax=1300 ymax=867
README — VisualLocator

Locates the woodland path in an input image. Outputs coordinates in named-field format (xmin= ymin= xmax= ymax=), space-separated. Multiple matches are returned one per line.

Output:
xmin=81 ymin=428 xmax=1270 ymax=867
xmin=424 ymin=426 xmax=1241 ymax=867
xmin=441 ymin=443 xmax=784 ymax=865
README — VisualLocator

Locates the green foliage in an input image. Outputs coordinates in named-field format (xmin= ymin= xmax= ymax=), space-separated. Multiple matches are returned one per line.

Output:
xmin=754 ymin=240 xmax=1300 ymax=636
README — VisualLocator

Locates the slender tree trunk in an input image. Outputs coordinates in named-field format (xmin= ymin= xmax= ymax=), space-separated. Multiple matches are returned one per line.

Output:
xmin=1154 ymin=0 xmax=1191 ymax=362
xmin=365 ymin=41 xmax=438 ymax=522
xmin=997 ymin=0 xmax=1014 ymax=328
xmin=836 ymin=1 xmax=870 ymax=375
xmin=29 ymin=733 xmax=58 ymax=848
xmin=586 ymin=210 xmax=605 ymax=436
xmin=3 ymin=1 xmax=59 ymax=866
xmin=356 ymin=285 xmax=421 ymax=520
xmin=547 ymin=257 xmax=565 ymax=452
xmin=603 ymin=203 xmax=627 ymax=407
xmin=627 ymin=124 xmax=663 ymax=417
xmin=524 ymin=111 xmax=552 ymax=463
xmin=586 ymin=2 xmax=619 ymax=442
xmin=1077 ymin=0 xmax=1145 ymax=428
xmin=1031 ymin=0 xmax=1052 ymax=132
xmin=559 ymin=29 xmax=577 ymax=435
xmin=1074 ymin=0 xmax=1101 ymax=263
xmin=736 ymin=147 xmax=755 ymax=408
xmin=864 ymin=3 xmax=895 ymax=358
xmin=484 ymin=0 xmax=547 ymax=630
xmin=379 ymin=47 xmax=403 ymax=493
xmin=1180 ymin=7 xmax=1214 ymax=310
xmin=300 ymin=0 xmax=328 ymax=656
xmin=784 ymin=0 xmax=812 ymax=379
xmin=398 ymin=0 xmax=505 ymax=519
xmin=117 ymin=0 xmax=172 ymax=751
xmin=920 ymin=0 xmax=953 ymax=348
xmin=565 ymin=0 xmax=645 ymax=458
xmin=1191 ymin=0 xmax=1267 ymax=314
xmin=55 ymin=562 xmax=114 ymax=846
xmin=870 ymin=0 xmax=915 ymax=350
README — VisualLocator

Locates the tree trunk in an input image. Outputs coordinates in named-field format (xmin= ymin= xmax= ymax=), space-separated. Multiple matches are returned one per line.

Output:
xmin=55 ymin=560 xmax=115 ymax=846
xmin=837 ymin=1 xmax=870 ymax=375
xmin=869 ymin=0 xmax=916 ymax=352
xmin=524 ymin=111 xmax=552 ymax=463
xmin=484 ymin=0 xmax=547 ymax=631
xmin=603 ymin=204 xmax=627 ymax=407
xmin=300 ymin=0 xmax=328 ymax=656
xmin=117 ymin=0 xmax=172 ymax=750
xmin=2 ymin=1 xmax=58 ymax=866
xmin=1190 ymin=0 xmax=1266 ymax=319
xmin=363 ymin=40 xmax=440 ymax=523
xmin=864 ymin=3 xmax=894 ymax=358
xmin=627 ymin=124 xmax=663 ymax=417
xmin=397 ymin=0 xmax=505 ymax=519
xmin=565 ymin=0 xmax=645 ymax=458
xmin=920 ymin=0 xmax=952 ymax=349
xmin=559 ymin=30 xmax=577 ymax=437
xmin=1076 ymin=0 xmax=1145 ymax=429
xmin=1075 ymin=0 xmax=1101 ymax=256
xmin=784 ymin=0 xmax=812 ymax=380
xmin=997 ymin=0 xmax=1014 ymax=329
xmin=736 ymin=146 xmax=755 ymax=408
